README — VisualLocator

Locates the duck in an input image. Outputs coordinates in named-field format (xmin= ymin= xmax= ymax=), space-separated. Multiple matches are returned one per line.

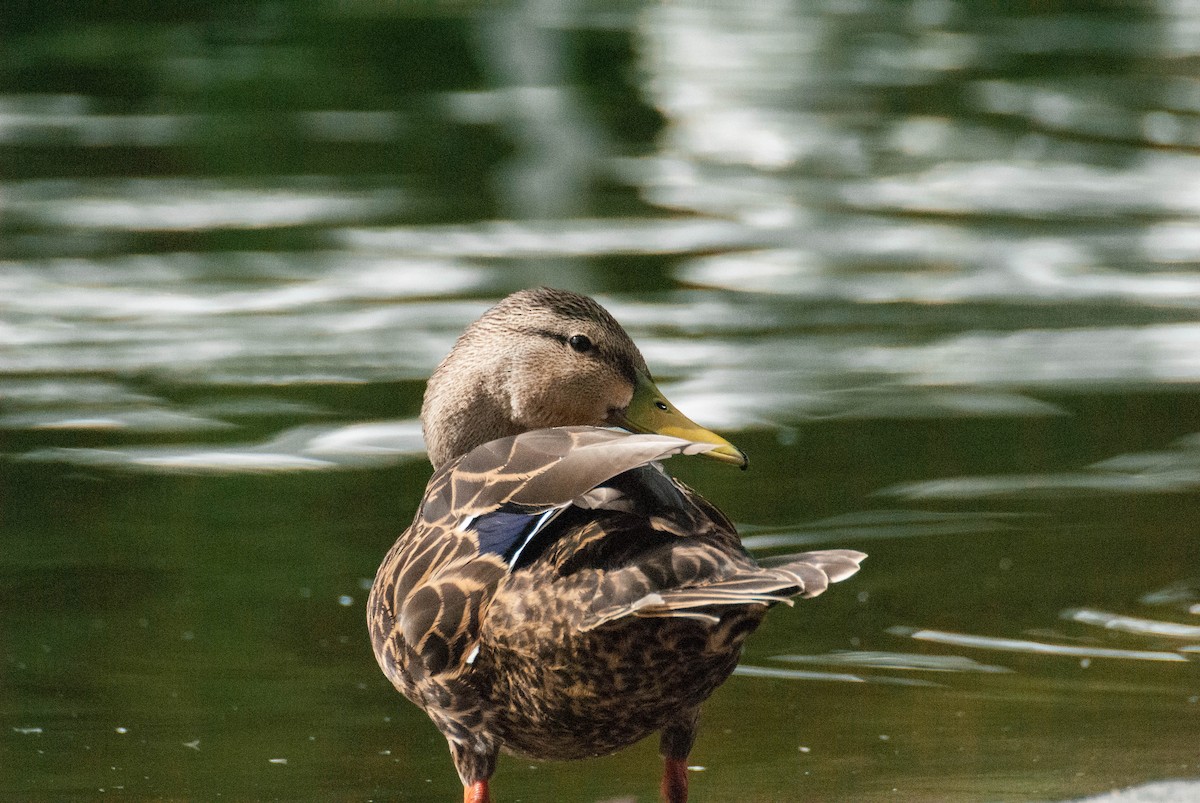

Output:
xmin=367 ymin=287 xmax=865 ymax=803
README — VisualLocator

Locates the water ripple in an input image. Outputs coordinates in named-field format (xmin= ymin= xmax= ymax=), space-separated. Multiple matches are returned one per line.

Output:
xmin=681 ymin=244 xmax=1200 ymax=307
xmin=7 ymin=177 xmax=406 ymax=232
xmin=740 ymin=509 xmax=1022 ymax=551
xmin=770 ymin=650 xmax=1013 ymax=674
xmin=0 ymin=408 xmax=234 ymax=434
xmin=842 ymin=156 xmax=1200 ymax=220
xmin=733 ymin=664 xmax=943 ymax=688
xmin=882 ymin=432 xmax=1200 ymax=500
xmin=18 ymin=420 xmax=426 ymax=474
xmin=1063 ymin=608 xmax=1200 ymax=640
xmin=1065 ymin=780 xmax=1200 ymax=803
xmin=336 ymin=216 xmax=760 ymax=258
xmin=889 ymin=626 xmax=1189 ymax=663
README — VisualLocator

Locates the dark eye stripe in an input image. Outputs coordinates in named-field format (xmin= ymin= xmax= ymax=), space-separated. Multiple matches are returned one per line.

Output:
xmin=527 ymin=328 xmax=601 ymax=354
xmin=529 ymin=328 xmax=570 ymax=345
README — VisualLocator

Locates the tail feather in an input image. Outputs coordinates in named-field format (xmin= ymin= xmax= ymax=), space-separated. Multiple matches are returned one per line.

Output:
xmin=774 ymin=549 xmax=867 ymax=584
xmin=584 ymin=549 xmax=866 ymax=629
xmin=763 ymin=549 xmax=867 ymax=595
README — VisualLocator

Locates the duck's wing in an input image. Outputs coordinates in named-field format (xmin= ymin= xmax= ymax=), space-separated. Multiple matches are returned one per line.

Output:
xmin=367 ymin=426 xmax=731 ymax=687
xmin=484 ymin=460 xmax=865 ymax=632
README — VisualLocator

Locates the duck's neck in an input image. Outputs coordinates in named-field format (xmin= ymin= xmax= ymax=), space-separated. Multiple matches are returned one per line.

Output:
xmin=421 ymin=356 xmax=521 ymax=469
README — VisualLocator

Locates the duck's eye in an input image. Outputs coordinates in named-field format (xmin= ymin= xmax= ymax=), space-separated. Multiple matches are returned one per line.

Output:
xmin=567 ymin=334 xmax=593 ymax=353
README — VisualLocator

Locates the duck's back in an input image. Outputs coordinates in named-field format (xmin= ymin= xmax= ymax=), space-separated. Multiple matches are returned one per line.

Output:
xmin=476 ymin=467 xmax=766 ymax=759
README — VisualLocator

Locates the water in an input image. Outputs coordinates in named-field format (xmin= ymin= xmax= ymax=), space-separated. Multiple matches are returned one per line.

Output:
xmin=3 ymin=2 xmax=1200 ymax=800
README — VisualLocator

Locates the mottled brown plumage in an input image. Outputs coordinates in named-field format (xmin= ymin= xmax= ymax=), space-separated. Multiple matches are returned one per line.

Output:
xmin=367 ymin=288 xmax=865 ymax=802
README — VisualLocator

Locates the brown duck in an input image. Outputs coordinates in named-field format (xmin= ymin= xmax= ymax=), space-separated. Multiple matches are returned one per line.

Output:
xmin=367 ymin=287 xmax=864 ymax=803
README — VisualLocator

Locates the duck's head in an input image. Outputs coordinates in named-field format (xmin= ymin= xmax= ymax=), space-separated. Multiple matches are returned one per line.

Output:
xmin=421 ymin=287 xmax=747 ymax=470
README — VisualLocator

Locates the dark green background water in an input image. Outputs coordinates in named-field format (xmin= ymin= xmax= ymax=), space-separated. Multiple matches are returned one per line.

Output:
xmin=3 ymin=2 xmax=1200 ymax=801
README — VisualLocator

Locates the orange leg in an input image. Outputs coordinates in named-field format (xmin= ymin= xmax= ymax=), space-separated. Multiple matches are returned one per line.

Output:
xmin=660 ymin=756 xmax=688 ymax=803
xmin=463 ymin=779 xmax=491 ymax=803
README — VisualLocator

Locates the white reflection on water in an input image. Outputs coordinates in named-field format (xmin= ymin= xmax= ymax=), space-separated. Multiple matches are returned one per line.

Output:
xmin=770 ymin=650 xmax=1013 ymax=674
xmin=0 ymin=379 xmax=158 ymax=407
xmin=337 ymin=217 xmax=761 ymax=257
xmin=0 ymin=408 xmax=234 ymax=434
xmin=733 ymin=663 xmax=942 ymax=688
xmin=740 ymin=509 xmax=1022 ymax=552
xmin=884 ymin=433 xmax=1200 ymax=500
xmin=1140 ymin=579 xmax=1200 ymax=608
xmin=0 ymin=94 xmax=199 ymax=146
xmin=0 ymin=95 xmax=409 ymax=147
xmin=22 ymin=420 xmax=426 ymax=473
xmin=1068 ymin=781 xmax=1200 ymax=803
xmin=870 ymin=325 xmax=1200 ymax=386
xmin=8 ymin=177 xmax=406 ymax=231
xmin=1063 ymin=608 xmax=1200 ymax=640
xmin=635 ymin=323 xmax=1200 ymax=430
xmin=889 ymin=626 xmax=1189 ymax=663
xmin=681 ymin=234 xmax=1200 ymax=306
xmin=0 ymin=257 xmax=490 ymax=385
xmin=1 ymin=253 xmax=486 ymax=317
xmin=0 ymin=250 xmax=490 ymax=472
xmin=842 ymin=156 xmax=1200 ymax=219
